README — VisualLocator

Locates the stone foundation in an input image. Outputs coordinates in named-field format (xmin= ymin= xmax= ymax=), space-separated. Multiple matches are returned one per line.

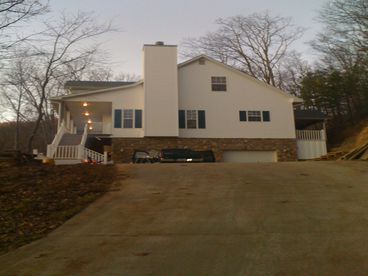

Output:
xmin=112 ymin=137 xmax=297 ymax=163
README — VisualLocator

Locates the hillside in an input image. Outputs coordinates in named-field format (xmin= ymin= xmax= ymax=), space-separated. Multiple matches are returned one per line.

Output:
xmin=329 ymin=119 xmax=368 ymax=152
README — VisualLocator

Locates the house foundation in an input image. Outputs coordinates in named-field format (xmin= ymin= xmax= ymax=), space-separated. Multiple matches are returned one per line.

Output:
xmin=112 ymin=137 xmax=297 ymax=163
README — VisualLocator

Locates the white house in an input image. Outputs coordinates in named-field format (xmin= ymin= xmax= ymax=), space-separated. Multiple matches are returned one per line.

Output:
xmin=48 ymin=41 xmax=327 ymax=164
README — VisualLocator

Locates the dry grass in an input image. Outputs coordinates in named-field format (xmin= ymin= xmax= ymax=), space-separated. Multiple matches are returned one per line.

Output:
xmin=330 ymin=119 xmax=368 ymax=152
xmin=0 ymin=162 xmax=116 ymax=255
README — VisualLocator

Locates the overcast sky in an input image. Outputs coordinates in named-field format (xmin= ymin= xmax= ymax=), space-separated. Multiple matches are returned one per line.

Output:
xmin=49 ymin=0 xmax=329 ymax=76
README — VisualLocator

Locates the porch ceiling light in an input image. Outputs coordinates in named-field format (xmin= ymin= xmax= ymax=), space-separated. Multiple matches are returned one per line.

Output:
xmin=87 ymin=119 xmax=92 ymax=124
xmin=89 ymin=126 xmax=93 ymax=130
xmin=84 ymin=111 xmax=90 ymax=116
xmin=83 ymin=102 xmax=88 ymax=107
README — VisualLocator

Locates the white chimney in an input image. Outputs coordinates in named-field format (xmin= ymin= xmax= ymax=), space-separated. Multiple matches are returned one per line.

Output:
xmin=142 ymin=42 xmax=179 ymax=137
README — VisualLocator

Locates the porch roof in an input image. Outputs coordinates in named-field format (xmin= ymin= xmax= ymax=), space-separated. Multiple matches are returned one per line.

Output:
xmin=51 ymin=80 xmax=143 ymax=102
xmin=294 ymin=109 xmax=327 ymax=129
xmin=64 ymin=81 xmax=136 ymax=92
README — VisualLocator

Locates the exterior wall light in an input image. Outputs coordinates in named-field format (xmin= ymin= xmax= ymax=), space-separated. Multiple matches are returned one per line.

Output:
xmin=89 ymin=126 xmax=93 ymax=130
xmin=87 ymin=119 xmax=92 ymax=124
xmin=84 ymin=112 xmax=90 ymax=116
xmin=83 ymin=102 xmax=88 ymax=107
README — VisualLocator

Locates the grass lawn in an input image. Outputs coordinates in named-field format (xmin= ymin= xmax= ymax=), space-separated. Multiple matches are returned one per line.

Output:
xmin=0 ymin=161 xmax=116 ymax=255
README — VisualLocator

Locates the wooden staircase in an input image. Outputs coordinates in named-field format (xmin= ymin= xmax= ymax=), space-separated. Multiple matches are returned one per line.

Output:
xmin=47 ymin=123 xmax=107 ymax=165
xmin=59 ymin=134 xmax=83 ymax=145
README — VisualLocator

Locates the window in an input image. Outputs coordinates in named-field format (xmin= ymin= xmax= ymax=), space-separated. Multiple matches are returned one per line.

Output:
xmin=186 ymin=110 xmax=197 ymax=128
xmin=123 ymin=109 xmax=133 ymax=128
xmin=248 ymin=111 xmax=262 ymax=122
xmin=179 ymin=110 xmax=206 ymax=129
xmin=211 ymin=76 xmax=227 ymax=91
xmin=239 ymin=110 xmax=270 ymax=122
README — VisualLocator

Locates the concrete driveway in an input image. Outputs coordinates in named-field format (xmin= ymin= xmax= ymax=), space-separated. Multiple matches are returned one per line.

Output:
xmin=1 ymin=162 xmax=368 ymax=275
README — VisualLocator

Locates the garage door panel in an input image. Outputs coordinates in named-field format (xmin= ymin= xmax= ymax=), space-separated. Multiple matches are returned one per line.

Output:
xmin=222 ymin=151 xmax=277 ymax=163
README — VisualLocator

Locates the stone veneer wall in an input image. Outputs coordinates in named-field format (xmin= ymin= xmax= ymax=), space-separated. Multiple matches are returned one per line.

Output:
xmin=112 ymin=137 xmax=297 ymax=163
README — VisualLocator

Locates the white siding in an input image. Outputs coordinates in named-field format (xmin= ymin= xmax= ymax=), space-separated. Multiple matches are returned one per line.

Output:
xmin=178 ymin=59 xmax=296 ymax=139
xmin=66 ymin=84 xmax=144 ymax=138
xmin=143 ymin=45 xmax=179 ymax=137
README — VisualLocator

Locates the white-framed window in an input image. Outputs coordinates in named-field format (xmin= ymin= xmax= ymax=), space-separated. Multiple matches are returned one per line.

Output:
xmin=248 ymin=111 xmax=262 ymax=122
xmin=123 ymin=109 xmax=133 ymax=128
xmin=186 ymin=110 xmax=197 ymax=129
xmin=211 ymin=76 xmax=227 ymax=91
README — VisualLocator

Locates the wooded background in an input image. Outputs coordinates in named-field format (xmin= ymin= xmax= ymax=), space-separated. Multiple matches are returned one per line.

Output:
xmin=0 ymin=0 xmax=367 ymax=153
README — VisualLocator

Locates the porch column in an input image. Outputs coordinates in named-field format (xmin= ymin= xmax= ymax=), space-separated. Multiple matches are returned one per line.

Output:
xmin=322 ymin=120 xmax=328 ymax=141
xmin=66 ymin=111 xmax=71 ymax=132
xmin=70 ymin=119 xmax=74 ymax=134
xmin=57 ymin=102 xmax=62 ymax=130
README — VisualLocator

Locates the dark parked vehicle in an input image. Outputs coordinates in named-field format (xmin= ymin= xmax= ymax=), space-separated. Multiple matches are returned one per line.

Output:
xmin=132 ymin=150 xmax=159 ymax=163
xmin=159 ymin=148 xmax=215 ymax=163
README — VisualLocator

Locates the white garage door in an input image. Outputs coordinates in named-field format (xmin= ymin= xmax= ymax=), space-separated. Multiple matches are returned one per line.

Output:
xmin=222 ymin=151 xmax=277 ymax=163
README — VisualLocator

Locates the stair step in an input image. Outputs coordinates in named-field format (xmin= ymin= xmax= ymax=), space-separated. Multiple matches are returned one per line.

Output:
xmin=59 ymin=134 xmax=83 ymax=145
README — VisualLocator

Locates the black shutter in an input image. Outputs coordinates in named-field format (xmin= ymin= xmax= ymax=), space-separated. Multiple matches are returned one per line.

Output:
xmin=262 ymin=111 xmax=270 ymax=122
xmin=135 ymin=110 xmax=142 ymax=128
xmin=179 ymin=110 xmax=186 ymax=128
xmin=114 ymin=109 xmax=122 ymax=128
xmin=198 ymin=110 xmax=206 ymax=129
xmin=239 ymin=111 xmax=247 ymax=121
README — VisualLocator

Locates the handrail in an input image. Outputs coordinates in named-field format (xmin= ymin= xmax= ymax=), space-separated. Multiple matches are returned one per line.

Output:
xmin=83 ymin=147 xmax=105 ymax=163
xmin=80 ymin=124 xmax=88 ymax=146
xmin=47 ymin=120 xmax=68 ymax=158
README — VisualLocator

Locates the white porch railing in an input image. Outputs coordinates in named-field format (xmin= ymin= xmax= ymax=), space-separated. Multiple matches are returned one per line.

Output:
xmin=83 ymin=147 xmax=105 ymax=163
xmin=296 ymin=130 xmax=327 ymax=160
xmin=55 ymin=145 xmax=79 ymax=159
xmin=47 ymin=120 xmax=69 ymax=158
xmin=53 ymin=145 xmax=106 ymax=163
xmin=296 ymin=130 xmax=325 ymax=141
xmin=88 ymin=122 xmax=112 ymax=134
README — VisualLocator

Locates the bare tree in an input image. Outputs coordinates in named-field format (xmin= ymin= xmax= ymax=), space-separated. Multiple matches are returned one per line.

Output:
xmin=114 ymin=72 xmax=141 ymax=82
xmin=5 ymin=11 xmax=114 ymax=153
xmin=312 ymin=0 xmax=368 ymax=68
xmin=304 ymin=0 xmax=368 ymax=124
xmin=277 ymin=51 xmax=311 ymax=96
xmin=0 ymin=59 xmax=31 ymax=150
xmin=182 ymin=11 xmax=305 ymax=89
xmin=0 ymin=0 xmax=48 ymax=59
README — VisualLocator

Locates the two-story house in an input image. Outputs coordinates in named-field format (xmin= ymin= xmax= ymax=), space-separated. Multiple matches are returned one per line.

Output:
xmin=48 ymin=41 xmax=327 ymax=164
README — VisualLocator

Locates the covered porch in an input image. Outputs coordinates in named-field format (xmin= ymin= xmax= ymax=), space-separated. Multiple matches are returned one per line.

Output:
xmin=294 ymin=109 xmax=328 ymax=160
xmin=52 ymin=100 xmax=112 ymax=135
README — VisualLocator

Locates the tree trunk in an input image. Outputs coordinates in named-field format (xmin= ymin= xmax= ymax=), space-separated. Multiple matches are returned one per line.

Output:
xmin=27 ymin=108 xmax=43 ymax=154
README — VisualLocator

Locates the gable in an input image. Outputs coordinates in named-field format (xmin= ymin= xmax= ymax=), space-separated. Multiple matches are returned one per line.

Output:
xmin=179 ymin=55 xmax=302 ymax=103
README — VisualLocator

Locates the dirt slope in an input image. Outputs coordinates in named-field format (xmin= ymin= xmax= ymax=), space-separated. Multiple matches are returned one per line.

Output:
xmin=330 ymin=119 xmax=368 ymax=152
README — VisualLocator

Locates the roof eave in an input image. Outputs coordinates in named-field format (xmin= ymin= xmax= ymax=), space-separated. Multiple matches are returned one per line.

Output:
xmin=54 ymin=80 xmax=144 ymax=100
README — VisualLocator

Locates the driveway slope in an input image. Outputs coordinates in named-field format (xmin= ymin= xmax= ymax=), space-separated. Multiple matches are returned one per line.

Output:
xmin=1 ymin=162 xmax=368 ymax=275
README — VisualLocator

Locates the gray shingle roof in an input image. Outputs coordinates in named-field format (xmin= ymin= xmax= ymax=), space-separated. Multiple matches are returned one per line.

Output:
xmin=294 ymin=109 xmax=326 ymax=120
xmin=64 ymin=81 xmax=136 ymax=91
